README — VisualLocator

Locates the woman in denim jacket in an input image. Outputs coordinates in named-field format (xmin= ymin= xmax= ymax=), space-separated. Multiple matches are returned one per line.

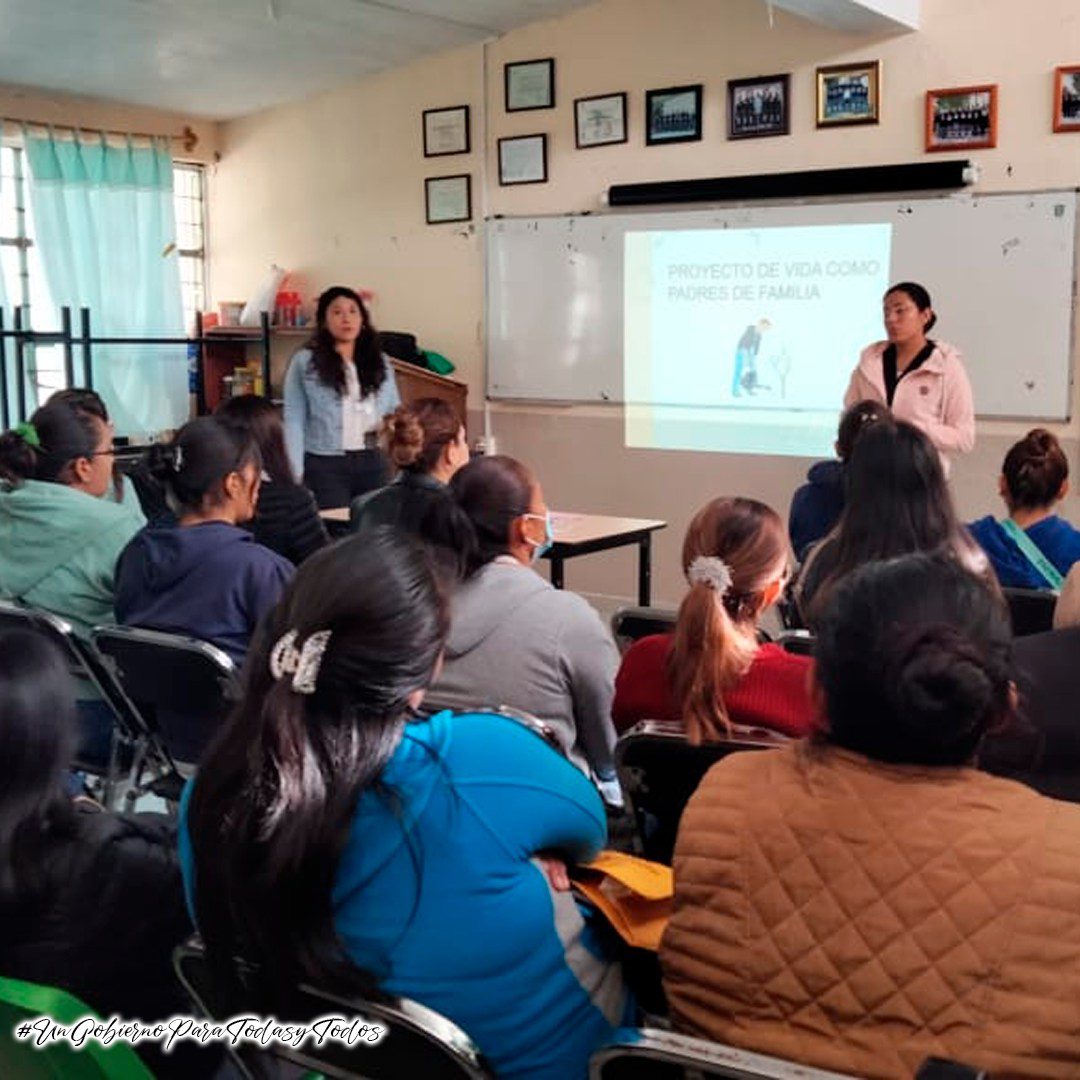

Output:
xmin=283 ymin=286 xmax=400 ymax=508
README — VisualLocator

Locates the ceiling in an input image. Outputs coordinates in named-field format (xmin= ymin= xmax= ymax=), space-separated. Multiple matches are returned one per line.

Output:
xmin=0 ymin=0 xmax=596 ymax=120
xmin=0 ymin=0 xmax=918 ymax=122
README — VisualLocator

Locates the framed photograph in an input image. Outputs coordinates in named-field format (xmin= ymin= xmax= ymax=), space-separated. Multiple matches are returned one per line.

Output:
xmin=575 ymin=92 xmax=628 ymax=149
xmin=498 ymin=134 xmax=547 ymax=185
xmin=422 ymin=105 xmax=470 ymax=157
xmin=925 ymin=84 xmax=997 ymax=151
xmin=425 ymin=174 xmax=471 ymax=224
xmin=505 ymin=58 xmax=555 ymax=112
xmin=1054 ymin=65 xmax=1080 ymax=133
xmin=816 ymin=61 xmax=880 ymax=127
xmin=727 ymin=74 xmax=790 ymax=139
xmin=646 ymin=84 xmax=703 ymax=145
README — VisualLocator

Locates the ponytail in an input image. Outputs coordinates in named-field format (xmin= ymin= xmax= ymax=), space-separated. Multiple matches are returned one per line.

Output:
xmin=666 ymin=498 xmax=789 ymax=742
xmin=0 ymin=429 xmax=37 ymax=485
xmin=668 ymin=581 xmax=759 ymax=742
xmin=0 ymin=403 xmax=100 ymax=487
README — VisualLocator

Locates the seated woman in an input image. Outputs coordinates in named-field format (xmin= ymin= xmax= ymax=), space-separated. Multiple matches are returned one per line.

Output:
xmin=662 ymin=554 xmax=1080 ymax=1078
xmin=969 ymin=428 xmax=1080 ymax=590
xmin=216 ymin=394 xmax=329 ymax=565
xmin=349 ymin=397 xmax=469 ymax=534
xmin=788 ymin=398 xmax=889 ymax=562
xmin=422 ymin=455 xmax=620 ymax=789
xmin=0 ymin=629 xmax=197 ymax=1079
xmin=48 ymin=387 xmax=146 ymax=524
xmin=613 ymin=497 xmax=814 ymax=740
xmin=114 ymin=417 xmax=293 ymax=666
xmin=180 ymin=530 xmax=628 ymax=1079
xmin=0 ymin=399 xmax=143 ymax=638
xmin=795 ymin=415 xmax=988 ymax=626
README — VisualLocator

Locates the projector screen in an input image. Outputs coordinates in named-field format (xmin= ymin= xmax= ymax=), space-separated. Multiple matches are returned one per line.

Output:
xmin=624 ymin=223 xmax=892 ymax=457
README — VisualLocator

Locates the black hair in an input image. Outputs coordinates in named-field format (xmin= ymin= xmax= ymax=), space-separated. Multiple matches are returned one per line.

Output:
xmin=447 ymin=455 xmax=536 ymax=578
xmin=1001 ymin=428 xmax=1069 ymax=512
xmin=0 ymin=630 xmax=78 ymax=904
xmin=186 ymin=529 xmax=449 ymax=998
xmin=0 ymin=400 xmax=105 ymax=487
xmin=836 ymin=398 xmax=890 ymax=463
xmin=808 ymin=418 xmax=970 ymax=617
xmin=216 ymin=394 xmax=295 ymax=486
xmin=48 ymin=387 xmax=110 ymax=423
xmin=885 ymin=281 xmax=938 ymax=332
xmin=145 ymin=416 xmax=260 ymax=514
xmin=306 ymin=286 xmax=386 ymax=397
xmin=815 ymin=554 xmax=1013 ymax=766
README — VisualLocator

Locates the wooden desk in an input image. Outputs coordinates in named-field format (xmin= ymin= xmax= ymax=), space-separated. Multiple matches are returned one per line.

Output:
xmin=319 ymin=507 xmax=667 ymax=605
xmin=544 ymin=513 xmax=666 ymax=606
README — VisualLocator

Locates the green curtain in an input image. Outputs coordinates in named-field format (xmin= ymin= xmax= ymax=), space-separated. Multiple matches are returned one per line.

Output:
xmin=24 ymin=130 xmax=185 ymax=435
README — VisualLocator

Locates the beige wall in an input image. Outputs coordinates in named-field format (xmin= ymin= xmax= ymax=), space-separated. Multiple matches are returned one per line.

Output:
xmin=0 ymin=82 xmax=219 ymax=163
xmin=208 ymin=0 xmax=1080 ymax=604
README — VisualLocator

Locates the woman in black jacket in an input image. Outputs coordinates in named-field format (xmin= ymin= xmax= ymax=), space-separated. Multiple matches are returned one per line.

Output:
xmin=0 ymin=629 xmax=198 ymax=1077
xmin=216 ymin=394 xmax=329 ymax=564
xmin=349 ymin=397 xmax=469 ymax=535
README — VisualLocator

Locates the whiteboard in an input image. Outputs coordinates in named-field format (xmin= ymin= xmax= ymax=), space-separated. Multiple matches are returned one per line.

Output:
xmin=485 ymin=191 xmax=1078 ymax=418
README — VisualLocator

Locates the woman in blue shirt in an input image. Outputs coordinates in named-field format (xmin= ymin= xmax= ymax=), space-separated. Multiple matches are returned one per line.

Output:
xmin=179 ymin=529 xmax=628 ymax=1079
xmin=283 ymin=286 xmax=401 ymax=509
xmin=969 ymin=428 xmax=1080 ymax=590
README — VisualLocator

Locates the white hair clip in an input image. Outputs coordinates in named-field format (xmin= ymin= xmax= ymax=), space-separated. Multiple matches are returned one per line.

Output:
xmin=269 ymin=629 xmax=332 ymax=695
xmin=687 ymin=555 xmax=733 ymax=598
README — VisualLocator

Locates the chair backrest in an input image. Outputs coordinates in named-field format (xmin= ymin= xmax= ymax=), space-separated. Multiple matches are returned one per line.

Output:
xmin=174 ymin=941 xmax=492 ymax=1080
xmin=91 ymin=625 xmax=237 ymax=766
xmin=611 ymin=606 xmax=678 ymax=652
xmin=1002 ymin=586 xmax=1057 ymax=637
xmin=0 ymin=599 xmax=148 ymax=751
xmin=0 ymin=975 xmax=154 ymax=1079
xmin=979 ymin=624 xmax=1080 ymax=802
xmin=775 ymin=630 xmax=815 ymax=656
xmin=615 ymin=721 xmax=784 ymax=864
xmin=589 ymin=1028 xmax=856 ymax=1080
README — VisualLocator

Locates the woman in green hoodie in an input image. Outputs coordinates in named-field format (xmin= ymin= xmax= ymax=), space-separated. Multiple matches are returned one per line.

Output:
xmin=0 ymin=399 xmax=144 ymax=638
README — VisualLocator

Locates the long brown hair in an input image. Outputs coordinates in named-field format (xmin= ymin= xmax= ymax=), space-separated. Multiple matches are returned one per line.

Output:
xmin=307 ymin=286 xmax=386 ymax=397
xmin=668 ymin=498 xmax=788 ymax=743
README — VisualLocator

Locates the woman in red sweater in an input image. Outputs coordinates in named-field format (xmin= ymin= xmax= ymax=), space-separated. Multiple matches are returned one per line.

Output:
xmin=613 ymin=497 xmax=815 ymax=741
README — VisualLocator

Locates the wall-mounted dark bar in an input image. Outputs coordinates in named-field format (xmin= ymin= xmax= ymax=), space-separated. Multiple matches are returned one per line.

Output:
xmin=80 ymin=307 xmax=92 ymax=388
xmin=61 ymin=306 xmax=74 ymax=388
xmin=0 ymin=309 xmax=8 ymax=430
xmin=608 ymin=159 xmax=975 ymax=207
xmin=13 ymin=306 xmax=26 ymax=423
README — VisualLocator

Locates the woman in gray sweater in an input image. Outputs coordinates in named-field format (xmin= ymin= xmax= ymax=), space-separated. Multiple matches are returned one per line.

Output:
xmin=422 ymin=455 xmax=620 ymax=794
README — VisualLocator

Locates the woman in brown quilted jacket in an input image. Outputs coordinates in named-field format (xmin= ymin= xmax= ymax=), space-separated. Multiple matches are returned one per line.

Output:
xmin=662 ymin=553 xmax=1080 ymax=1079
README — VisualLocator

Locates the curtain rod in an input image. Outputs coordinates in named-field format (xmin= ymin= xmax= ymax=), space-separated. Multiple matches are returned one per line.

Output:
xmin=0 ymin=117 xmax=199 ymax=154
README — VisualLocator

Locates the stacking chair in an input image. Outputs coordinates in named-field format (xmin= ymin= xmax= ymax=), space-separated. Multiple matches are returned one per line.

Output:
xmin=589 ymin=1028 xmax=855 ymax=1079
xmin=611 ymin=606 xmax=678 ymax=652
xmin=174 ymin=940 xmax=493 ymax=1080
xmin=1002 ymin=586 xmax=1057 ymax=637
xmin=0 ymin=599 xmax=159 ymax=806
xmin=590 ymin=1029 xmax=983 ymax=1080
xmin=0 ymin=975 xmax=154 ymax=1079
xmin=615 ymin=721 xmax=784 ymax=864
xmin=91 ymin=625 xmax=238 ymax=771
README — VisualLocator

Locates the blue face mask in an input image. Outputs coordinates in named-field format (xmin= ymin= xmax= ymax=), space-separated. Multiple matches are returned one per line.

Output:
xmin=523 ymin=511 xmax=554 ymax=561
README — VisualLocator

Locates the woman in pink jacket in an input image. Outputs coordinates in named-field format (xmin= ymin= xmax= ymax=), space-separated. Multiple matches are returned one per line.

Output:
xmin=844 ymin=282 xmax=975 ymax=463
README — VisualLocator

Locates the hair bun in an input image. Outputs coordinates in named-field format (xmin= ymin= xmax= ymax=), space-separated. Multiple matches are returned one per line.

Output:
xmin=889 ymin=626 xmax=995 ymax=751
xmin=383 ymin=408 xmax=423 ymax=468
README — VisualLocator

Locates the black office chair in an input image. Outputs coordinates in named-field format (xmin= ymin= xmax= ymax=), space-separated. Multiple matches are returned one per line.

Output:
xmin=174 ymin=940 xmax=493 ymax=1080
xmin=1002 ymin=587 xmax=1057 ymax=637
xmin=979 ymin=624 xmax=1080 ymax=803
xmin=0 ymin=599 xmax=163 ymax=805
xmin=91 ymin=625 xmax=238 ymax=768
xmin=615 ymin=721 xmax=785 ymax=864
xmin=590 ymin=1028 xmax=856 ymax=1079
xmin=774 ymin=630 xmax=815 ymax=656
xmin=611 ymin=607 xmax=678 ymax=653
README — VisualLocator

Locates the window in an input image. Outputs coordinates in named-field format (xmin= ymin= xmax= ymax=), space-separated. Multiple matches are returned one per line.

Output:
xmin=0 ymin=145 xmax=207 ymax=403
xmin=173 ymin=162 xmax=207 ymax=334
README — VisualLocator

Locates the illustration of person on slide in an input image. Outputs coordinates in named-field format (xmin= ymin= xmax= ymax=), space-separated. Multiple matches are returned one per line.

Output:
xmin=732 ymin=318 xmax=772 ymax=397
